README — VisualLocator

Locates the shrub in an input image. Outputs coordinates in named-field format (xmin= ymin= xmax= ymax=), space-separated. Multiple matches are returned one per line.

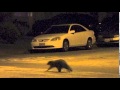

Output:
xmin=0 ymin=22 xmax=21 ymax=44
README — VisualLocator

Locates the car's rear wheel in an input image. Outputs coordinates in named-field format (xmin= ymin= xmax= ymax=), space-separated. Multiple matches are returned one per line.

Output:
xmin=85 ymin=38 xmax=93 ymax=50
xmin=62 ymin=40 xmax=69 ymax=52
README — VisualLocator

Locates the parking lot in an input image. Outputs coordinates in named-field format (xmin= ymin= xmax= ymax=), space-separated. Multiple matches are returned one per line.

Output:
xmin=0 ymin=44 xmax=119 ymax=78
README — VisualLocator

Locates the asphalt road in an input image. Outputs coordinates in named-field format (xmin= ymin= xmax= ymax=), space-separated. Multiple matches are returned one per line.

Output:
xmin=0 ymin=46 xmax=119 ymax=78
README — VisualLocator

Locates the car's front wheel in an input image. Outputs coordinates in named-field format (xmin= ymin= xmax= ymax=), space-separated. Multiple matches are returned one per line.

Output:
xmin=62 ymin=40 xmax=69 ymax=52
xmin=85 ymin=38 xmax=93 ymax=50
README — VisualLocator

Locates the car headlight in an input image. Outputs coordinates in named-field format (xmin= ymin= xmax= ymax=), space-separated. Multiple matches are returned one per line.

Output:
xmin=114 ymin=35 xmax=119 ymax=38
xmin=32 ymin=38 xmax=37 ymax=42
xmin=51 ymin=37 xmax=61 ymax=41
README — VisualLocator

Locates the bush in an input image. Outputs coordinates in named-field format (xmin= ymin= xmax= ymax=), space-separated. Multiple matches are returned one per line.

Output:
xmin=0 ymin=22 xmax=21 ymax=44
xmin=13 ymin=19 xmax=29 ymax=36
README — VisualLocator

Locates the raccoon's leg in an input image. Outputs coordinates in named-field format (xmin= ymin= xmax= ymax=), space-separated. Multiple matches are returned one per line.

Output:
xmin=69 ymin=67 xmax=72 ymax=72
xmin=46 ymin=66 xmax=53 ymax=71
xmin=65 ymin=66 xmax=72 ymax=72
xmin=57 ymin=67 xmax=62 ymax=72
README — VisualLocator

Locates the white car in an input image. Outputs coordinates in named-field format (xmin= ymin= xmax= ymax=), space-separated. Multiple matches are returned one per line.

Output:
xmin=31 ymin=24 xmax=96 ymax=52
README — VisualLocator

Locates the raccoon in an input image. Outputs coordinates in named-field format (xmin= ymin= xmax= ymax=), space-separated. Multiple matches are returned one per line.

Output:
xmin=46 ymin=59 xmax=72 ymax=72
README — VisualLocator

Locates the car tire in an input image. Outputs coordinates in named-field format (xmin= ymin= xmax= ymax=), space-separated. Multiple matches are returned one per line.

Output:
xmin=85 ymin=39 xmax=93 ymax=50
xmin=62 ymin=40 xmax=69 ymax=52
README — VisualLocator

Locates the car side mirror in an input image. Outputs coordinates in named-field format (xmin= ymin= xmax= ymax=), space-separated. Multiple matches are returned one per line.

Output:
xmin=69 ymin=30 xmax=75 ymax=34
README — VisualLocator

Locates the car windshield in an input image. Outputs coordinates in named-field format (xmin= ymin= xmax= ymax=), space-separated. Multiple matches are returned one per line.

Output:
xmin=44 ymin=25 xmax=69 ymax=34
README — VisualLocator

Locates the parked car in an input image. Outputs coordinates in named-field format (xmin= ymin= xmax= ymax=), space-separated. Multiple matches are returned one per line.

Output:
xmin=97 ymin=23 xmax=119 ymax=46
xmin=31 ymin=24 xmax=96 ymax=52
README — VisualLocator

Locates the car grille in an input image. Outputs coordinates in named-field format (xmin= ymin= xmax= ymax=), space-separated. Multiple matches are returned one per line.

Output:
xmin=34 ymin=46 xmax=54 ymax=48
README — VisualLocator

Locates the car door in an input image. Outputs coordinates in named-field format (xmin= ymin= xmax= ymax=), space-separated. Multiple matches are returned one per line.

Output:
xmin=70 ymin=25 xmax=88 ymax=46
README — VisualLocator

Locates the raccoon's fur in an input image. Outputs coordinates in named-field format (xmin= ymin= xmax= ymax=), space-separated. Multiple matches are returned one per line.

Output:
xmin=47 ymin=59 xmax=72 ymax=72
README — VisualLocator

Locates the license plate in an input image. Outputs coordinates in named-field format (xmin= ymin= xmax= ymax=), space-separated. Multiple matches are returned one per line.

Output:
xmin=39 ymin=43 xmax=45 ymax=46
xmin=104 ymin=39 xmax=110 ymax=42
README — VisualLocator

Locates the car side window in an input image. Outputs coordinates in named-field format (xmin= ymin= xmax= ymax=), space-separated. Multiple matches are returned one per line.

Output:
xmin=71 ymin=25 xmax=86 ymax=33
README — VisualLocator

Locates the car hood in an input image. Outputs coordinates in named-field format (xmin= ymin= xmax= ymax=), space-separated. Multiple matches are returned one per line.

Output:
xmin=99 ymin=31 xmax=118 ymax=38
xmin=34 ymin=33 xmax=66 ymax=39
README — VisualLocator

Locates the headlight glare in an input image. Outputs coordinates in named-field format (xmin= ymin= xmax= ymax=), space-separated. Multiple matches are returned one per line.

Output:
xmin=114 ymin=35 xmax=119 ymax=38
xmin=32 ymin=38 xmax=37 ymax=42
xmin=51 ymin=37 xmax=60 ymax=41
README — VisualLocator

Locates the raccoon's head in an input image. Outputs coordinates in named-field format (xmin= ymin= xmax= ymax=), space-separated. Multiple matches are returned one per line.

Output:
xmin=47 ymin=61 xmax=53 ymax=65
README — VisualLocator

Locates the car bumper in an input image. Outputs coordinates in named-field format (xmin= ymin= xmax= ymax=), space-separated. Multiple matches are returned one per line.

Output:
xmin=97 ymin=37 xmax=119 ymax=44
xmin=31 ymin=40 xmax=63 ymax=50
xmin=97 ymin=40 xmax=119 ymax=45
